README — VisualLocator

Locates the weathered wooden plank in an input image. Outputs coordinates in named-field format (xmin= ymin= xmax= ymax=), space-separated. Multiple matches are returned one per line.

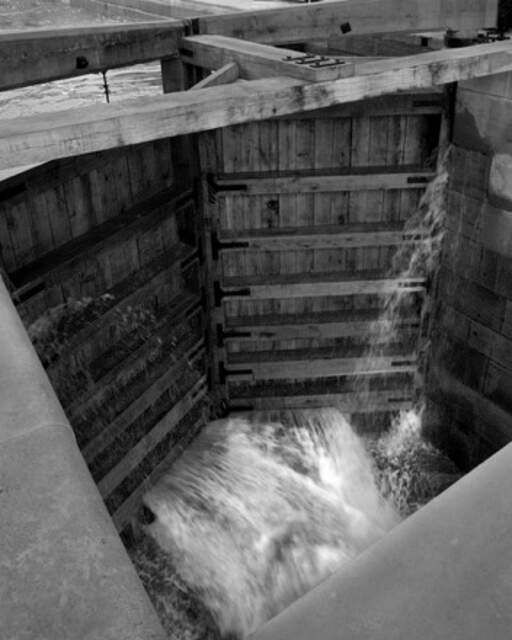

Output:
xmin=225 ymin=355 xmax=417 ymax=380
xmin=190 ymin=62 xmax=240 ymax=90
xmin=10 ymin=187 xmax=189 ymax=295
xmin=197 ymin=0 xmax=498 ymax=44
xmin=83 ymin=340 xmax=205 ymax=464
xmin=97 ymin=376 xmax=207 ymax=497
xmin=220 ymin=271 xmax=425 ymax=300
xmin=0 ymin=22 xmax=185 ymax=90
xmin=213 ymin=170 xmax=434 ymax=194
xmin=217 ymin=222 xmax=425 ymax=250
xmin=67 ymin=292 xmax=199 ymax=416
xmin=182 ymin=35 xmax=355 ymax=82
xmin=228 ymin=390 xmax=414 ymax=412
xmin=278 ymin=91 xmax=445 ymax=120
xmin=222 ymin=315 xmax=418 ymax=341
xmin=1 ymin=41 xmax=510 ymax=172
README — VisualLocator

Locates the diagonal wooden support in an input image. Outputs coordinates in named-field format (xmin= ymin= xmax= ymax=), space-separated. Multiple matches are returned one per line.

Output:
xmin=190 ymin=62 xmax=240 ymax=90
xmin=181 ymin=35 xmax=355 ymax=81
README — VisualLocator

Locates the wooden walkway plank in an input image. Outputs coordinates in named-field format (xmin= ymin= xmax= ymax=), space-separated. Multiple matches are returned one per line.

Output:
xmin=221 ymin=316 xmax=418 ymax=341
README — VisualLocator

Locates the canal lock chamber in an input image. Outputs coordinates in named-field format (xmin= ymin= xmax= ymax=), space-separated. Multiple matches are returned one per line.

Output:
xmin=3 ymin=72 xmax=512 ymax=639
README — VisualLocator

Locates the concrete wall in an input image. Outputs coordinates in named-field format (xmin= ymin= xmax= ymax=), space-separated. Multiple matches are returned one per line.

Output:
xmin=426 ymin=71 xmax=512 ymax=470
xmin=252 ymin=439 xmax=512 ymax=640
xmin=0 ymin=276 xmax=167 ymax=640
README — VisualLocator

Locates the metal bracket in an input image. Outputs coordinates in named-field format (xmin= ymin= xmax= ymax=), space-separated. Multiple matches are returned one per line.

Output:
xmin=207 ymin=173 xmax=247 ymax=204
xmin=225 ymin=403 xmax=254 ymax=413
xmin=213 ymin=281 xmax=250 ymax=307
xmin=216 ymin=323 xmax=251 ymax=347
xmin=211 ymin=231 xmax=249 ymax=260
xmin=219 ymin=361 xmax=253 ymax=384
xmin=282 ymin=53 xmax=348 ymax=68
xmin=407 ymin=175 xmax=430 ymax=184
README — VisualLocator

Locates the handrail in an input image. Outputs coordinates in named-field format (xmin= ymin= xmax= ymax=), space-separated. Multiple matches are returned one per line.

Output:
xmin=0 ymin=275 xmax=166 ymax=640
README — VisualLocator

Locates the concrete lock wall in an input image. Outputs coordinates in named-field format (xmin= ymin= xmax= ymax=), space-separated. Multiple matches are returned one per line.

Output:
xmin=0 ymin=275 xmax=167 ymax=640
xmin=426 ymin=70 xmax=512 ymax=469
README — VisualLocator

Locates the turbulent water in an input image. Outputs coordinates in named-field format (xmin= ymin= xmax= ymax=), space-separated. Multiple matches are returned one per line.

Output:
xmin=134 ymin=408 xmax=459 ymax=639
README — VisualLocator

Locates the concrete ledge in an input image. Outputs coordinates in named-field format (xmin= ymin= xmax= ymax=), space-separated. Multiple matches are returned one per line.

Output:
xmin=252 ymin=441 xmax=512 ymax=640
xmin=0 ymin=277 xmax=166 ymax=640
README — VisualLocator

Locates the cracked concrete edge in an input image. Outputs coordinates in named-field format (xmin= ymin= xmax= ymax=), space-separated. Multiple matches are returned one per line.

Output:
xmin=0 ymin=276 xmax=167 ymax=640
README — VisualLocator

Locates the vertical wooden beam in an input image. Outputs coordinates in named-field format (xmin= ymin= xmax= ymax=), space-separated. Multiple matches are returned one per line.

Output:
xmin=161 ymin=55 xmax=187 ymax=93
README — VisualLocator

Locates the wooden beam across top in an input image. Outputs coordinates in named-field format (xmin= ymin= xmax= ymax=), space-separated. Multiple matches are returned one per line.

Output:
xmin=181 ymin=35 xmax=355 ymax=81
xmin=196 ymin=0 xmax=499 ymax=44
xmin=1 ymin=40 xmax=511 ymax=172
xmin=0 ymin=21 xmax=185 ymax=91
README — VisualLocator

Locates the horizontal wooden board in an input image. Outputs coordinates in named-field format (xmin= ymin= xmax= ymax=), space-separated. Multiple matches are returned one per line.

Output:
xmin=220 ymin=271 xmax=426 ymax=300
xmin=0 ymin=21 xmax=184 ymax=90
xmin=97 ymin=376 xmax=207 ymax=498
xmin=217 ymin=222 xmax=426 ymax=251
xmin=224 ymin=353 xmax=417 ymax=381
xmin=1 ymin=41 xmax=510 ymax=171
xmin=214 ymin=171 xmax=435 ymax=194
xmin=83 ymin=340 xmax=205 ymax=464
xmin=228 ymin=389 xmax=414 ymax=412
xmin=197 ymin=0 xmax=498 ymax=44
xmin=221 ymin=316 xmax=418 ymax=341
xmin=11 ymin=187 xmax=190 ymax=294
